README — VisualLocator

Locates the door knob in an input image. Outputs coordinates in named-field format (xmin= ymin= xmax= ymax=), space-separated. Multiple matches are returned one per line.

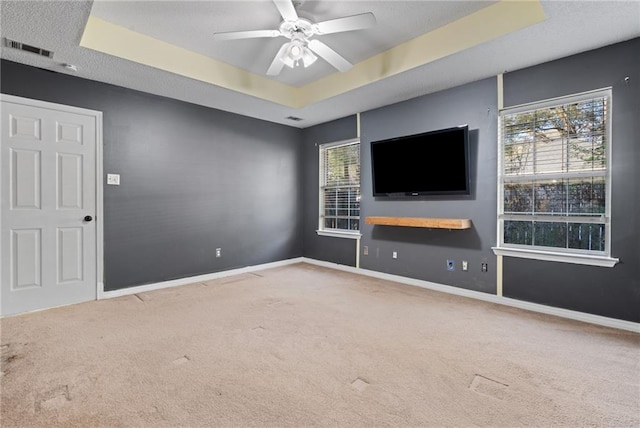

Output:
xmin=84 ymin=215 xmax=93 ymax=222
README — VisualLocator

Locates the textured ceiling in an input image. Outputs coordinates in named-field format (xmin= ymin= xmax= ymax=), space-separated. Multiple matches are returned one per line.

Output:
xmin=1 ymin=1 xmax=639 ymax=128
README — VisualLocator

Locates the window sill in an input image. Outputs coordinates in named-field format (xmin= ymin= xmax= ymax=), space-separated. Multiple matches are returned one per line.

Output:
xmin=316 ymin=230 xmax=362 ymax=240
xmin=492 ymin=246 xmax=619 ymax=267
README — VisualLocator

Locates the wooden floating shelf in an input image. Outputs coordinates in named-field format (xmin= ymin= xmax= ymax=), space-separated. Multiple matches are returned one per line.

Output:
xmin=365 ymin=216 xmax=472 ymax=230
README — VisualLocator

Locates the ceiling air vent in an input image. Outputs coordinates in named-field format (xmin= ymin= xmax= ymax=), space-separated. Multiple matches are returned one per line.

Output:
xmin=286 ymin=116 xmax=303 ymax=122
xmin=4 ymin=38 xmax=53 ymax=58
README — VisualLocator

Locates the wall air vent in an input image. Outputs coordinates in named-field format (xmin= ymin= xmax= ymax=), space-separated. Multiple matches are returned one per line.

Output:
xmin=4 ymin=38 xmax=53 ymax=58
xmin=286 ymin=116 xmax=303 ymax=121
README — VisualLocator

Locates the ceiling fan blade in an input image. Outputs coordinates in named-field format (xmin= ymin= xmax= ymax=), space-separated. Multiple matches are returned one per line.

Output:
xmin=307 ymin=39 xmax=352 ymax=72
xmin=314 ymin=12 xmax=376 ymax=35
xmin=213 ymin=29 xmax=281 ymax=41
xmin=273 ymin=0 xmax=298 ymax=22
xmin=267 ymin=43 xmax=290 ymax=76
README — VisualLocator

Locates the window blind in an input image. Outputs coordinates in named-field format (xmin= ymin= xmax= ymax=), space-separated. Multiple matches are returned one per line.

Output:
xmin=320 ymin=141 xmax=360 ymax=232
xmin=498 ymin=90 xmax=611 ymax=254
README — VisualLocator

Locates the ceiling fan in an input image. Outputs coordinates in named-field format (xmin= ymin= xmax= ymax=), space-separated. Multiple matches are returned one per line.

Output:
xmin=212 ymin=0 xmax=376 ymax=76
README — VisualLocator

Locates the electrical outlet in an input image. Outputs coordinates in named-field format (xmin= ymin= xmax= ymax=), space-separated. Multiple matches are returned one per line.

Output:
xmin=481 ymin=262 xmax=488 ymax=272
xmin=363 ymin=246 xmax=368 ymax=256
xmin=216 ymin=248 xmax=222 ymax=258
xmin=392 ymin=251 xmax=398 ymax=259
xmin=462 ymin=260 xmax=468 ymax=271
xmin=447 ymin=259 xmax=455 ymax=271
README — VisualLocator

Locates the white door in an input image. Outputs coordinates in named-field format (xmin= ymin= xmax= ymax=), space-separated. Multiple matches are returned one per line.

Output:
xmin=1 ymin=96 xmax=101 ymax=316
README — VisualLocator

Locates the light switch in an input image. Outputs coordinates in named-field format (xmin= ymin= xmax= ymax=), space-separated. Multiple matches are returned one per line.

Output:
xmin=107 ymin=174 xmax=120 ymax=185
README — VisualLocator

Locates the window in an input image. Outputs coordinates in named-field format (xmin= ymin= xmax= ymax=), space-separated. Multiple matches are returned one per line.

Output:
xmin=493 ymin=88 xmax=618 ymax=267
xmin=318 ymin=139 xmax=361 ymax=239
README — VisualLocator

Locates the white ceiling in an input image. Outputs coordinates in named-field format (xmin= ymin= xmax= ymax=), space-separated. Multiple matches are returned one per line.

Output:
xmin=89 ymin=0 xmax=496 ymax=87
xmin=1 ymin=1 xmax=639 ymax=128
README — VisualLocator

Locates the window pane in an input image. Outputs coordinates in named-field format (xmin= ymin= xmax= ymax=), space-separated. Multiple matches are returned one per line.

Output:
xmin=568 ymin=135 xmax=606 ymax=172
xmin=502 ymin=96 xmax=608 ymax=176
xmin=350 ymin=219 xmax=360 ymax=231
xmin=504 ymin=221 xmax=533 ymax=245
xmin=336 ymin=190 xmax=349 ymax=216
xmin=568 ymin=98 xmax=607 ymax=172
xmin=503 ymin=140 xmax=534 ymax=176
xmin=337 ymin=219 xmax=349 ymax=230
xmin=534 ymin=180 xmax=566 ymax=215
xmin=533 ymin=222 xmax=567 ymax=248
xmin=504 ymin=182 xmax=533 ymax=213
xmin=322 ymin=143 xmax=360 ymax=187
xmin=568 ymin=223 xmax=605 ymax=251
xmin=568 ymin=177 xmax=605 ymax=215
xmin=323 ymin=189 xmax=335 ymax=216
xmin=324 ymin=218 xmax=337 ymax=229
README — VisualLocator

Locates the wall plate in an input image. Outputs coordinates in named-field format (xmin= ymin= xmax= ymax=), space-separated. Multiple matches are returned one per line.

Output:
xmin=107 ymin=173 xmax=120 ymax=185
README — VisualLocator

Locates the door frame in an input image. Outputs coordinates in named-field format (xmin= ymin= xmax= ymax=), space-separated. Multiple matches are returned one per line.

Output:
xmin=0 ymin=94 xmax=104 ymax=314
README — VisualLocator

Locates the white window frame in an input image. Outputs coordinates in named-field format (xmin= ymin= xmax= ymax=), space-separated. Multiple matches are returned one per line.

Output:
xmin=317 ymin=138 xmax=362 ymax=239
xmin=492 ymin=88 xmax=618 ymax=267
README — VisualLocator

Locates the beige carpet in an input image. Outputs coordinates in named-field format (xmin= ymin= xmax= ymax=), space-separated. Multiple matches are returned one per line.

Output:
xmin=1 ymin=263 xmax=638 ymax=427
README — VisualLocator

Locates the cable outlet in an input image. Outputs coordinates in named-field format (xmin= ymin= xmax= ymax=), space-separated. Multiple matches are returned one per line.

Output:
xmin=392 ymin=251 xmax=398 ymax=259
xmin=106 ymin=173 xmax=120 ymax=185
xmin=462 ymin=260 xmax=468 ymax=271
xmin=447 ymin=259 xmax=455 ymax=271
xmin=216 ymin=248 xmax=222 ymax=258
xmin=363 ymin=246 xmax=368 ymax=256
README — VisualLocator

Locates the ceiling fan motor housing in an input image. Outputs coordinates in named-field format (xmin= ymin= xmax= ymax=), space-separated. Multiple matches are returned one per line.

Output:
xmin=279 ymin=19 xmax=314 ymax=39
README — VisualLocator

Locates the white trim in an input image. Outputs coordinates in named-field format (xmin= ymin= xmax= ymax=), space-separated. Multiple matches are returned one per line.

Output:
xmin=316 ymin=229 xmax=362 ymax=239
xmin=491 ymin=246 xmax=618 ymax=267
xmin=318 ymin=138 xmax=361 ymax=236
xmin=496 ymin=74 xmax=504 ymax=298
xmin=99 ymin=257 xmax=304 ymax=299
xmin=500 ymin=87 xmax=612 ymax=114
xmin=0 ymin=94 xmax=105 ymax=308
xmin=497 ymin=88 xmax=615 ymax=262
xmin=503 ymin=170 xmax=607 ymax=182
xmin=95 ymin=109 xmax=105 ymax=304
xmin=496 ymin=255 xmax=503 ymax=296
xmin=0 ymin=94 xmax=102 ymax=117
xmin=500 ymin=214 xmax=607 ymax=224
xmin=319 ymin=138 xmax=360 ymax=151
xmin=497 ymin=73 xmax=504 ymax=111
xmin=300 ymin=258 xmax=638 ymax=333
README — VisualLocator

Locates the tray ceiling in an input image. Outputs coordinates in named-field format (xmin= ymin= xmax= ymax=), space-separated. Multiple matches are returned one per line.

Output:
xmin=1 ymin=1 xmax=639 ymax=128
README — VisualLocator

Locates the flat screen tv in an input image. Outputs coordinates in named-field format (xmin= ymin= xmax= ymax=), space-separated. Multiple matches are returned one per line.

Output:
xmin=371 ymin=125 xmax=470 ymax=197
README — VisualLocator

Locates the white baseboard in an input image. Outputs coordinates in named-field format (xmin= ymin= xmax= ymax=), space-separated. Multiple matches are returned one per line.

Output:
xmin=99 ymin=257 xmax=304 ymax=300
xmin=97 ymin=255 xmax=638 ymax=334
xmin=300 ymin=257 xmax=640 ymax=334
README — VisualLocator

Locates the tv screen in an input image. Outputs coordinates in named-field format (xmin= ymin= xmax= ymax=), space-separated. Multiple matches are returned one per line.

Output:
xmin=371 ymin=125 xmax=470 ymax=196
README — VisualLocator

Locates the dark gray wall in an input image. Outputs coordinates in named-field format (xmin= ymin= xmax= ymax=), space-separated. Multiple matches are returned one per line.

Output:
xmin=2 ymin=37 xmax=638 ymax=322
xmin=1 ymin=60 xmax=303 ymax=291
xmin=502 ymin=38 xmax=640 ymax=322
xmin=301 ymin=116 xmax=358 ymax=265
xmin=359 ymin=78 xmax=498 ymax=293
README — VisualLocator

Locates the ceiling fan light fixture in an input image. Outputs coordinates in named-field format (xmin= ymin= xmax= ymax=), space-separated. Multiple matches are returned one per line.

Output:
xmin=282 ymin=37 xmax=316 ymax=69
xmin=281 ymin=51 xmax=295 ymax=68
xmin=302 ymin=47 xmax=317 ymax=67
xmin=290 ymin=44 xmax=302 ymax=58
xmin=286 ymin=38 xmax=304 ymax=60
